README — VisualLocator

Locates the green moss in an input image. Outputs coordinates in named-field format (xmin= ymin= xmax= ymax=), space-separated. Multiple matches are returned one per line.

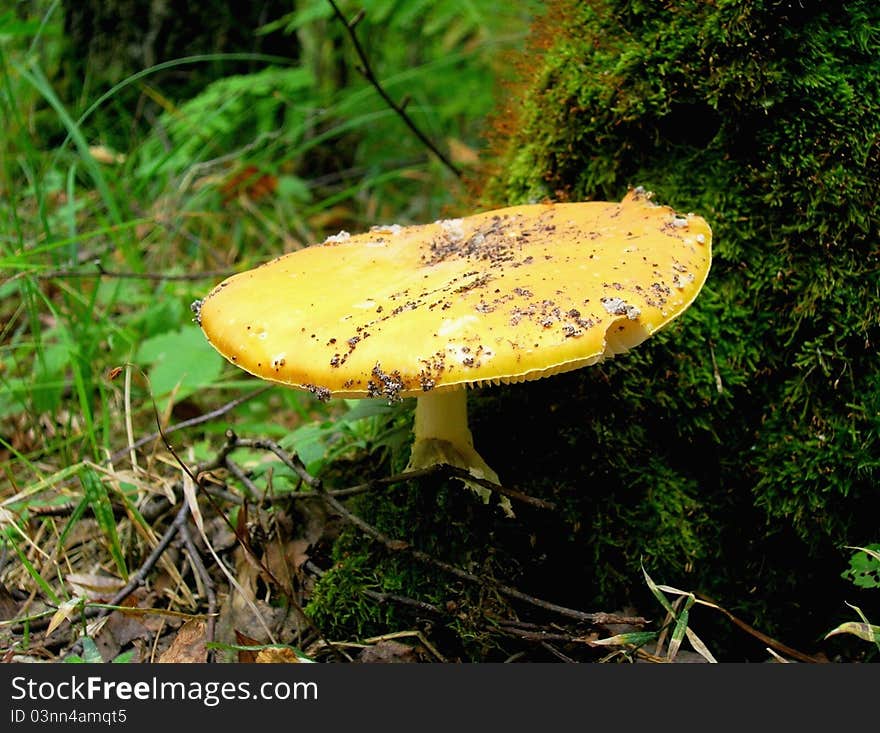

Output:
xmin=475 ymin=0 xmax=880 ymax=642
xmin=308 ymin=1 xmax=879 ymax=656
xmin=305 ymin=466 xmax=522 ymax=659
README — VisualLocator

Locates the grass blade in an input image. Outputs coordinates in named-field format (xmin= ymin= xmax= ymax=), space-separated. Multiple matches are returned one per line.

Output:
xmin=79 ymin=467 xmax=128 ymax=579
xmin=667 ymin=595 xmax=694 ymax=660
xmin=641 ymin=561 xmax=676 ymax=616
xmin=8 ymin=537 xmax=60 ymax=605
xmin=15 ymin=61 xmax=123 ymax=226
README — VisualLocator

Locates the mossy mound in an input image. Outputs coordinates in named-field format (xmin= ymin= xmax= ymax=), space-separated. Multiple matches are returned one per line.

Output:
xmin=307 ymin=1 xmax=879 ymax=658
xmin=478 ymin=1 xmax=880 ymax=640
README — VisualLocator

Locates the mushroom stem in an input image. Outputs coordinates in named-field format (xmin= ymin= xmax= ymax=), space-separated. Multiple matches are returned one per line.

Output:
xmin=411 ymin=388 xmax=474 ymax=450
xmin=407 ymin=389 xmax=509 ymax=513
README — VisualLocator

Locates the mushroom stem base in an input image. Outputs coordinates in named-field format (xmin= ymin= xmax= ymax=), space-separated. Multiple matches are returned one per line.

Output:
xmin=407 ymin=389 xmax=511 ymax=515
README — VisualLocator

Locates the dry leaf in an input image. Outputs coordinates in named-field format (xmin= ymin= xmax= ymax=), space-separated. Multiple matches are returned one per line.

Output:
xmin=46 ymin=597 xmax=85 ymax=637
xmin=158 ymin=619 xmax=207 ymax=663
xmin=235 ymin=630 xmax=262 ymax=664
xmin=264 ymin=538 xmax=311 ymax=582
xmin=256 ymin=647 xmax=300 ymax=664
xmin=90 ymin=612 xmax=153 ymax=663
xmin=232 ymin=547 xmax=262 ymax=604
xmin=205 ymin=516 xmax=238 ymax=553
xmin=356 ymin=640 xmax=418 ymax=664
xmin=220 ymin=165 xmax=277 ymax=204
xmin=66 ymin=572 xmax=125 ymax=600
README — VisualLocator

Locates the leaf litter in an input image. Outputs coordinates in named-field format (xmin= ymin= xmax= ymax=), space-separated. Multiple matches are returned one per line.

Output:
xmin=0 ymin=425 xmax=830 ymax=664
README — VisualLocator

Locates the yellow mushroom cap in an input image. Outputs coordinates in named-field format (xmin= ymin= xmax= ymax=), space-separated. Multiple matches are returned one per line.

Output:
xmin=196 ymin=189 xmax=711 ymax=400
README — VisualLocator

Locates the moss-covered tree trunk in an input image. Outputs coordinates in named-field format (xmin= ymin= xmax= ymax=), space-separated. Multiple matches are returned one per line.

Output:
xmin=309 ymin=0 xmax=880 ymax=658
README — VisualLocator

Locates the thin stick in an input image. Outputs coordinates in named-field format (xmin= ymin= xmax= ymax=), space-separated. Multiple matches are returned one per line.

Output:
xmin=693 ymin=592 xmax=823 ymax=664
xmin=178 ymin=518 xmax=218 ymax=661
xmin=316 ymin=485 xmax=646 ymax=628
xmin=104 ymin=502 xmax=191 ymax=612
xmin=325 ymin=0 xmax=462 ymax=179
xmin=109 ymin=386 xmax=273 ymax=463
xmin=541 ymin=641 xmax=578 ymax=663
xmin=233 ymin=440 xmax=556 ymax=511
xmin=34 ymin=261 xmax=235 ymax=282
xmin=223 ymin=457 xmax=261 ymax=500
xmin=228 ymin=436 xmax=321 ymax=488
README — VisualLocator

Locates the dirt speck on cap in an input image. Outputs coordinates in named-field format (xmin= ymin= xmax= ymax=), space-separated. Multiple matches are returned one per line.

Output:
xmin=367 ymin=363 xmax=406 ymax=402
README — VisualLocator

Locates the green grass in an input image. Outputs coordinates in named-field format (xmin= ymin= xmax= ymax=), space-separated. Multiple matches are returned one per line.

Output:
xmin=1 ymin=0 xmax=530 ymax=468
xmin=0 ymin=0 xmax=537 ymax=661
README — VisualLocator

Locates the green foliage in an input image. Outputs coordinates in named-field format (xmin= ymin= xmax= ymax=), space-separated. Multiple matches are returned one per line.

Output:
xmin=79 ymin=466 xmax=127 ymax=579
xmin=1 ymin=0 xmax=530 ymax=486
xmin=63 ymin=636 xmax=135 ymax=663
xmin=640 ymin=565 xmax=716 ymax=662
xmin=135 ymin=328 xmax=225 ymax=414
xmin=0 ymin=0 xmax=535 ymax=660
xmin=843 ymin=545 xmax=880 ymax=590
xmin=282 ymin=398 xmax=411 ymax=476
xmin=478 ymin=0 xmax=880 ymax=643
xmin=62 ymin=637 xmax=105 ymax=664
xmin=305 ymin=553 xmax=399 ymax=639
xmin=133 ymin=66 xmax=317 ymax=183
xmin=826 ymin=546 xmax=880 ymax=653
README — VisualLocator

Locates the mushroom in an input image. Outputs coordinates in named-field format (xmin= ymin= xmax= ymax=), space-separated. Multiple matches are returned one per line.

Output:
xmin=195 ymin=188 xmax=711 ymax=513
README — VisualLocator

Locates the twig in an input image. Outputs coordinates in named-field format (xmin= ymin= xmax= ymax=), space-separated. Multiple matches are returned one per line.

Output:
xmin=104 ymin=503 xmax=192 ymax=614
xmin=541 ymin=641 xmax=578 ymax=663
xmin=223 ymin=457 xmax=262 ymax=500
xmin=500 ymin=627 xmax=584 ymax=643
xmin=325 ymin=0 xmax=462 ymax=179
xmin=440 ymin=465 xmax=557 ymax=511
xmin=693 ymin=592 xmax=823 ymax=664
xmin=230 ymin=436 xmax=321 ymax=489
xmin=178 ymin=520 xmax=218 ymax=661
xmin=279 ymin=460 xmax=556 ymax=511
xmin=31 ymin=260 xmax=235 ymax=282
xmin=315 ymin=483 xmax=646 ymax=628
xmin=108 ymin=386 xmax=273 ymax=464
xmin=363 ymin=589 xmax=444 ymax=617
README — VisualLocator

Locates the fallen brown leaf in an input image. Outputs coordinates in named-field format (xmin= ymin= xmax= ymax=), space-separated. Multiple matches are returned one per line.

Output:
xmin=65 ymin=572 xmax=125 ymax=601
xmin=356 ymin=640 xmax=418 ymax=664
xmin=256 ymin=647 xmax=300 ymax=664
xmin=158 ymin=619 xmax=207 ymax=663
xmin=91 ymin=612 xmax=153 ymax=663
xmin=235 ymin=630 xmax=262 ymax=664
